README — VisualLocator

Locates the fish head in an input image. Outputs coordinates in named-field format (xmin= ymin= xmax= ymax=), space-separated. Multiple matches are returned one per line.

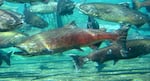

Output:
xmin=15 ymin=36 xmax=53 ymax=56
xmin=7 ymin=18 xmax=23 ymax=29
xmin=0 ymin=9 xmax=24 ymax=31
xmin=32 ymin=18 xmax=48 ymax=28
xmin=79 ymin=3 xmax=99 ymax=17
xmin=15 ymin=40 xmax=41 ymax=55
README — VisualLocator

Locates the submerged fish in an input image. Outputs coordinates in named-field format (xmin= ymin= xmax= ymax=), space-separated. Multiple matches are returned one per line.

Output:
xmin=78 ymin=2 xmax=150 ymax=27
xmin=57 ymin=0 xmax=75 ymax=15
xmin=5 ymin=0 xmax=48 ymax=3
xmin=29 ymin=1 xmax=57 ymax=14
xmin=0 ymin=31 xmax=27 ymax=48
xmin=0 ymin=50 xmax=11 ymax=66
xmin=132 ymin=0 xmax=150 ymax=12
xmin=24 ymin=4 xmax=48 ymax=28
xmin=87 ymin=16 xmax=101 ymax=49
xmin=70 ymin=39 xmax=150 ymax=69
xmin=14 ymin=21 xmax=128 ymax=56
xmin=87 ymin=16 xmax=99 ymax=29
xmin=0 ymin=9 xmax=23 ymax=31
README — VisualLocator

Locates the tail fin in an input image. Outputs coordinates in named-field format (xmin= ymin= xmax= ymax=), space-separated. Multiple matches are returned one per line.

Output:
xmin=116 ymin=24 xmax=130 ymax=57
xmin=0 ymin=51 xmax=12 ymax=66
xmin=132 ymin=0 xmax=141 ymax=9
xmin=3 ymin=51 xmax=12 ymax=66
xmin=70 ymin=54 xmax=87 ymax=70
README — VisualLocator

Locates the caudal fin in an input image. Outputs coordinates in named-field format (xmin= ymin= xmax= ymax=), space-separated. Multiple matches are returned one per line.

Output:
xmin=116 ymin=24 xmax=130 ymax=57
xmin=0 ymin=51 xmax=12 ymax=66
xmin=3 ymin=51 xmax=12 ymax=66
xmin=69 ymin=54 xmax=87 ymax=70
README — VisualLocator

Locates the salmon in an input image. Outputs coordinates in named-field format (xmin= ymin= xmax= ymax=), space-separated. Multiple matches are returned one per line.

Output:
xmin=14 ymin=21 xmax=129 ymax=56
xmin=70 ymin=39 xmax=150 ymax=69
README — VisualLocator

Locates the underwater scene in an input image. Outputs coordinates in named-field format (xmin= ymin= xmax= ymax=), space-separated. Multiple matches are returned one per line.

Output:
xmin=0 ymin=0 xmax=150 ymax=81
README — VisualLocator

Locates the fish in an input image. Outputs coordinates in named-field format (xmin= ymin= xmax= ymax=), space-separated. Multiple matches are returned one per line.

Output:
xmin=0 ymin=31 xmax=28 ymax=48
xmin=57 ymin=0 xmax=75 ymax=15
xmin=132 ymin=0 xmax=150 ymax=12
xmin=23 ymin=4 xmax=48 ymax=28
xmin=70 ymin=39 xmax=150 ymax=70
xmin=77 ymin=2 xmax=150 ymax=27
xmin=0 ymin=50 xmax=12 ymax=66
xmin=87 ymin=16 xmax=99 ymax=29
xmin=14 ymin=21 xmax=129 ymax=56
xmin=5 ymin=0 xmax=49 ymax=3
xmin=29 ymin=1 xmax=57 ymax=14
xmin=87 ymin=16 xmax=101 ymax=49
xmin=0 ymin=9 xmax=23 ymax=31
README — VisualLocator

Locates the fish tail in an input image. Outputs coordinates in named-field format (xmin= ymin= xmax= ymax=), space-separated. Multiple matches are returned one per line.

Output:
xmin=3 ymin=51 xmax=12 ymax=66
xmin=70 ymin=54 xmax=87 ymax=70
xmin=117 ymin=24 xmax=130 ymax=41
xmin=116 ymin=24 xmax=130 ymax=57
xmin=132 ymin=0 xmax=141 ymax=9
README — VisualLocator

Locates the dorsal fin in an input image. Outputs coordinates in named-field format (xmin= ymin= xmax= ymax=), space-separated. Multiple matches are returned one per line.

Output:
xmin=69 ymin=21 xmax=77 ymax=26
xmin=119 ymin=2 xmax=130 ymax=8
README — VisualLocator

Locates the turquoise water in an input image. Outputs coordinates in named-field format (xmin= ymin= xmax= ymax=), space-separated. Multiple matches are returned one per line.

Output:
xmin=0 ymin=0 xmax=150 ymax=81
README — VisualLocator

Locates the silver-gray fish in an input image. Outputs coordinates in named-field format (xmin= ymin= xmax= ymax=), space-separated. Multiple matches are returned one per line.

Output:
xmin=0 ymin=31 xmax=28 ymax=48
xmin=77 ymin=2 xmax=150 ymax=27
xmin=0 ymin=9 xmax=23 ymax=31
xmin=29 ymin=1 xmax=57 ymax=14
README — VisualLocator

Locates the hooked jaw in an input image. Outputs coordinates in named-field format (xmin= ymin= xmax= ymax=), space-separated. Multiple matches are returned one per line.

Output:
xmin=14 ymin=44 xmax=31 ymax=56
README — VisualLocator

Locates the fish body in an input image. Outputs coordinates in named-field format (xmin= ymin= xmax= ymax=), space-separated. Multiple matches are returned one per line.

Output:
xmin=87 ymin=16 xmax=101 ymax=49
xmin=29 ymin=1 xmax=57 ymax=14
xmin=70 ymin=39 xmax=150 ymax=69
xmin=0 ymin=50 xmax=11 ymax=66
xmin=14 ymin=22 xmax=125 ymax=56
xmin=78 ymin=2 xmax=150 ymax=27
xmin=5 ymin=0 xmax=48 ymax=3
xmin=24 ymin=4 xmax=48 ymax=28
xmin=0 ymin=31 xmax=27 ymax=48
xmin=0 ymin=9 xmax=23 ymax=31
